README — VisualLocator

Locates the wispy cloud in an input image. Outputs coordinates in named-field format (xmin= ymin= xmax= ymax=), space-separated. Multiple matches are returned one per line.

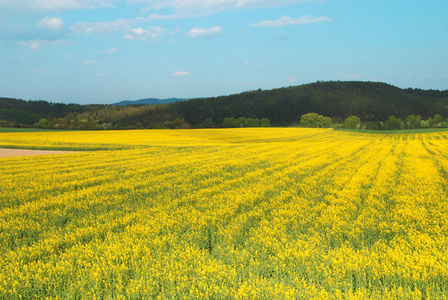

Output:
xmin=133 ymin=0 xmax=317 ymax=14
xmin=18 ymin=39 xmax=72 ymax=51
xmin=186 ymin=26 xmax=222 ymax=38
xmin=1 ymin=0 xmax=318 ymax=21
xmin=148 ymin=12 xmax=198 ymax=21
xmin=124 ymin=27 xmax=166 ymax=41
xmin=251 ymin=15 xmax=331 ymax=27
xmin=37 ymin=17 xmax=64 ymax=32
xmin=0 ymin=0 xmax=120 ymax=11
xmin=347 ymin=74 xmax=361 ymax=79
xmin=70 ymin=19 xmax=134 ymax=35
xmin=70 ymin=18 xmax=167 ymax=41
xmin=408 ymin=73 xmax=423 ymax=80
xmin=18 ymin=40 xmax=40 ymax=51
xmin=101 ymin=47 xmax=118 ymax=54
xmin=171 ymin=71 xmax=191 ymax=76
xmin=49 ymin=72 xmax=68 ymax=77
xmin=83 ymin=60 xmax=99 ymax=64
xmin=1 ymin=17 xmax=67 ymax=45
xmin=96 ymin=71 xmax=108 ymax=77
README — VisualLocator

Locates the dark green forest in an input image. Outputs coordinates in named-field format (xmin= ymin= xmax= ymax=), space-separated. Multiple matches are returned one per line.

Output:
xmin=1 ymin=81 xmax=447 ymax=130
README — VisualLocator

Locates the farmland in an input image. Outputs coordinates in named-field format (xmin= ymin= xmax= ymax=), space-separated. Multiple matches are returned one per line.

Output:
xmin=1 ymin=128 xmax=448 ymax=299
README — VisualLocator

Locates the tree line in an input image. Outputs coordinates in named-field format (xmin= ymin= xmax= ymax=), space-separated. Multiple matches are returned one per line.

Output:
xmin=1 ymin=81 xmax=447 ymax=130
xmin=342 ymin=114 xmax=448 ymax=130
xmin=298 ymin=112 xmax=448 ymax=130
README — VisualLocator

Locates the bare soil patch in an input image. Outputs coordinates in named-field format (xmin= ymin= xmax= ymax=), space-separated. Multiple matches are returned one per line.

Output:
xmin=0 ymin=148 xmax=78 ymax=158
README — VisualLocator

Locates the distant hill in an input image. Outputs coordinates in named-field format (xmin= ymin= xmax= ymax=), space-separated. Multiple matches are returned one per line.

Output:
xmin=175 ymin=81 xmax=448 ymax=125
xmin=2 ymin=81 xmax=448 ymax=129
xmin=112 ymin=98 xmax=188 ymax=106
xmin=0 ymin=97 xmax=91 ymax=126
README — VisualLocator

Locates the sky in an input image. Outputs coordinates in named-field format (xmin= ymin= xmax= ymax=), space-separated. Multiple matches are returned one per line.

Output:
xmin=0 ymin=0 xmax=447 ymax=104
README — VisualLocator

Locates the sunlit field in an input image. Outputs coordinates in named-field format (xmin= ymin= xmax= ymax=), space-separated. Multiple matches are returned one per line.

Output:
xmin=1 ymin=128 xmax=448 ymax=299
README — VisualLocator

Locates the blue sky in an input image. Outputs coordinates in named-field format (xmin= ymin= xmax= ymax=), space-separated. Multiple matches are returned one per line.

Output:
xmin=0 ymin=0 xmax=447 ymax=104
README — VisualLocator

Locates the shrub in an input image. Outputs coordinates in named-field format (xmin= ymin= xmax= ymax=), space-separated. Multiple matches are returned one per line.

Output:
xmin=344 ymin=116 xmax=361 ymax=129
xmin=300 ymin=113 xmax=333 ymax=128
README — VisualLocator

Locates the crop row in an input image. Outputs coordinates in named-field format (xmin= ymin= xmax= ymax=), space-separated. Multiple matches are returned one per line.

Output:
xmin=1 ymin=129 xmax=448 ymax=299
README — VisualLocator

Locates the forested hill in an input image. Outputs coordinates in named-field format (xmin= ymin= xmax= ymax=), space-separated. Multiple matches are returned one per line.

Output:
xmin=0 ymin=98 xmax=93 ymax=126
xmin=175 ymin=81 xmax=448 ymax=125
xmin=1 ymin=81 xmax=448 ymax=129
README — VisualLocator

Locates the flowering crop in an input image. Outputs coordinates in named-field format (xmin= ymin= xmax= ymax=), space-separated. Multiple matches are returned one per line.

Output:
xmin=1 ymin=128 xmax=448 ymax=299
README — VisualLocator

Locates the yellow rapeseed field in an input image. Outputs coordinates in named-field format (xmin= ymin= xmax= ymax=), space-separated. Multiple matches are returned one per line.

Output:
xmin=1 ymin=128 xmax=447 ymax=299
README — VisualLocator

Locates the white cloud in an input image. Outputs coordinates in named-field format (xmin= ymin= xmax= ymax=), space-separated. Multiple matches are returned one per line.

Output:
xmin=49 ymin=72 xmax=68 ymax=77
xmin=124 ymin=27 xmax=166 ymax=40
xmin=442 ymin=73 xmax=448 ymax=78
xmin=139 ymin=6 xmax=151 ymax=14
xmin=130 ymin=0 xmax=315 ymax=13
xmin=1 ymin=16 xmax=68 ymax=45
xmin=70 ymin=18 xmax=167 ymax=41
xmin=18 ymin=39 xmax=71 ymax=51
xmin=101 ymin=47 xmax=118 ymax=54
xmin=19 ymin=40 xmax=40 ymax=51
xmin=251 ymin=15 xmax=331 ymax=27
xmin=186 ymin=26 xmax=222 ymax=38
xmin=171 ymin=71 xmax=191 ymax=76
xmin=347 ymin=74 xmax=361 ymax=79
xmin=83 ymin=60 xmax=99 ymax=64
xmin=408 ymin=73 xmax=422 ymax=80
xmin=0 ymin=0 xmax=120 ymax=11
xmin=1 ymin=0 xmax=317 ymax=21
xmin=70 ymin=19 xmax=134 ymax=35
xmin=125 ymin=1 xmax=322 ymax=22
xmin=37 ymin=17 xmax=64 ymax=31
xmin=36 ymin=0 xmax=93 ymax=10
xmin=96 ymin=71 xmax=108 ymax=77
xmin=287 ymin=77 xmax=296 ymax=83
xmin=149 ymin=12 xmax=197 ymax=21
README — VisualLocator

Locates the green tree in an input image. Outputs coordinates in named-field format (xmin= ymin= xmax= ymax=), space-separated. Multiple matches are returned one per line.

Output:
xmin=236 ymin=117 xmax=247 ymax=127
xmin=260 ymin=118 xmax=270 ymax=127
xmin=35 ymin=118 xmax=53 ymax=129
xmin=172 ymin=118 xmax=183 ymax=129
xmin=321 ymin=116 xmax=333 ymax=128
xmin=223 ymin=117 xmax=236 ymax=128
xmin=415 ymin=115 xmax=422 ymax=128
xmin=385 ymin=116 xmax=400 ymax=130
xmin=344 ymin=116 xmax=361 ymax=129
xmin=406 ymin=114 xmax=417 ymax=129
xmin=301 ymin=113 xmax=333 ymax=128
xmin=300 ymin=113 xmax=319 ymax=127
xmin=433 ymin=114 xmax=443 ymax=127
xmin=246 ymin=118 xmax=261 ymax=127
